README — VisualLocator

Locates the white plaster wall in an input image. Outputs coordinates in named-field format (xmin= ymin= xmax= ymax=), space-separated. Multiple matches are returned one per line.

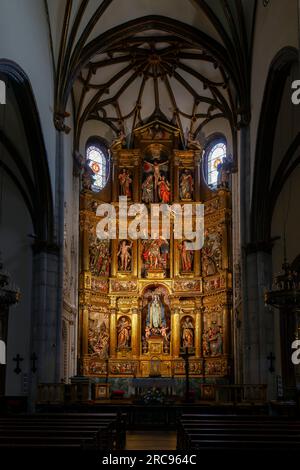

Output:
xmin=1 ymin=176 xmax=33 ymax=396
xmin=0 ymin=0 xmax=56 ymax=190
xmin=250 ymin=0 xmax=299 ymax=193
xmin=271 ymin=62 xmax=300 ymax=183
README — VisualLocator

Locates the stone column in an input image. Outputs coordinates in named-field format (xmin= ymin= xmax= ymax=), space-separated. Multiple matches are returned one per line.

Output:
xmin=243 ymin=246 xmax=274 ymax=396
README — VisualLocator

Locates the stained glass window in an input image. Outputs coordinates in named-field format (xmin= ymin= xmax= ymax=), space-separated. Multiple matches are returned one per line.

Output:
xmin=206 ymin=141 xmax=226 ymax=188
xmin=86 ymin=144 xmax=107 ymax=191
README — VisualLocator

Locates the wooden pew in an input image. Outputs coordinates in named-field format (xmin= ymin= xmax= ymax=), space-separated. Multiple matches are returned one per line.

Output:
xmin=0 ymin=412 xmax=125 ymax=451
xmin=177 ymin=414 xmax=300 ymax=452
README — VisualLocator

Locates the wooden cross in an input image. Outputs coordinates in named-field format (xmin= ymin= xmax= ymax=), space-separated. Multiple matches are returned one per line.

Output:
xmin=30 ymin=352 xmax=38 ymax=373
xmin=267 ymin=352 xmax=275 ymax=373
xmin=13 ymin=354 xmax=24 ymax=374
xmin=180 ymin=346 xmax=194 ymax=402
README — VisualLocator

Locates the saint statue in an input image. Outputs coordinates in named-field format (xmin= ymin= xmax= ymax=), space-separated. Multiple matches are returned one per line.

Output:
xmin=146 ymin=294 xmax=166 ymax=329
xmin=179 ymin=240 xmax=194 ymax=272
xmin=157 ymin=175 xmax=171 ymax=203
xmin=118 ymin=168 xmax=132 ymax=198
xmin=117 ymin=240 xmax=132 ymax=272
xmin=180 ymin=169 xmax=194 ymax=200
xmin=117 ymin=316 xmax=131 ymax=349
xmin=181 ymin=317 xmax=194 ymax=348
xmin=141 ymin=174 xmax=154 ymax=203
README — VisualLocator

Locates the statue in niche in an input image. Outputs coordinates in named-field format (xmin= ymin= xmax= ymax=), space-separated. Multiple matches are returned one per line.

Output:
xmin=178 ymin=240 xmax=194 ymax=273
xmin=118 ymin=168 xmax=132 ymax=198
xmin=89 ymin=238 xmax=111 ymax=277
xmin=117 ymin=240 xmax=132 ymax=272
xmin=117 ymin=316 xmax=131 ymax=349
xmin=181 ymin=316 xmax=194 ymax=348
xmin=142 ymin=286 xmax=171 ymax=343
xmin=180 ymin=169 xmax=194 ymax=201
xmin=203 ymin=323 xmax=223 ymax=356
xmin=146 ymin=294 xmax=166 ymax=329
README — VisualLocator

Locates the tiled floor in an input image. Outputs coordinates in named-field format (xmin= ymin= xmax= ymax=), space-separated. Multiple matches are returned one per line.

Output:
xmin=125 ymin=431 xmax=177 ymax=450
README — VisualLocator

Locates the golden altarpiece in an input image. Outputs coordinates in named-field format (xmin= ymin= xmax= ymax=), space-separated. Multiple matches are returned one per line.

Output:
xmin=79 ymin=122 xmax=232 ymax=390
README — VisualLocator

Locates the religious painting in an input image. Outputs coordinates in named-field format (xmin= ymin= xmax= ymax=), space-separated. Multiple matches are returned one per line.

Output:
xmin=179 ymin=169 xmax=194 ymax=201
xmin=88 ymin=311 xmax=109 ymax=359
xmin=117 ymin=316 xmax=131 ymax=350
xmin=141 ymin=145 xmax=170 ymax=203
xmin=118 ymin=168 xmax=132 ymax=199
xmin=117 ymin=240 xmax=133 ymax=272
xmin=141 ymin=285 xmax=171 ymax=354
xmin=201 ymin=227 xmax=222 ymax=277
xmin=89 ymin=236 xmax=111 ymax=277
xmin=181 ymin=316 xmax=194 ymax=348
xmin=202 ymin=322 xmax=223 ymax=357
xmin=178 ymin=240 xmax=194 ymax=273
xmin=141 ymin=237 xmax=169 ymax=278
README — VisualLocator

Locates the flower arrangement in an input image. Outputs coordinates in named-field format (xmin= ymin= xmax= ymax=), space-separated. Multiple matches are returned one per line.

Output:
xmin=142 ymin=387 xmax=165 ymax=405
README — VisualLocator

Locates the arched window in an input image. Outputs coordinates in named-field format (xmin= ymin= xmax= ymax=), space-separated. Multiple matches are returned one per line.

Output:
xmin=86 ymin=142 xmax=108 ymax=192
xmin=205 ymin=140 xmax=227 ymax=189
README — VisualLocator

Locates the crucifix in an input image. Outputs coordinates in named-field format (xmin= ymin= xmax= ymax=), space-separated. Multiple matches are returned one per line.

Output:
xmin=180 ymin=346 xmax=194 ymax=402
xmin=30 ymin=352 xmax=38 ymax=373
xmin=267 ymin=352 xmax=275 ymax=373
xmin=13 ymin=354 xmax=24 ymax=374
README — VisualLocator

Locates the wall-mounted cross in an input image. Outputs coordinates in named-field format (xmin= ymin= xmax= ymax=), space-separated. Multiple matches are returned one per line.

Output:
xmin=30 ymin=352 xmax=38 ymax=373
xmin=13 ymin=354 xmax=24 ymax=374
xmin=267 ymin=352 xmax=275 ymax=373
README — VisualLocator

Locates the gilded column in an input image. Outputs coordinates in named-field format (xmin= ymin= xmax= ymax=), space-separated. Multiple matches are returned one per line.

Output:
xmin=194 ymin=308 xmax=202 ymax=358
xmin=131 ymin=306 xmax=139 ymax=357
xmin=82 ymin=306 xmax=89 ymax=355
xmin=109 ymin=307 xmax=117 ymax=358
xmin=222 ymin=302 xmax=231 ymax=355
xmin=171 ymin=305 xmax=180 ymax=358
xmin=111 ymin=239 xmax=118 ymax=277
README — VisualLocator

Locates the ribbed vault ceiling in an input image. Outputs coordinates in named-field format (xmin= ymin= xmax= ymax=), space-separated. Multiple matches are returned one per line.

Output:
xmin=47 ymin=0 xmax=257 ymax=145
